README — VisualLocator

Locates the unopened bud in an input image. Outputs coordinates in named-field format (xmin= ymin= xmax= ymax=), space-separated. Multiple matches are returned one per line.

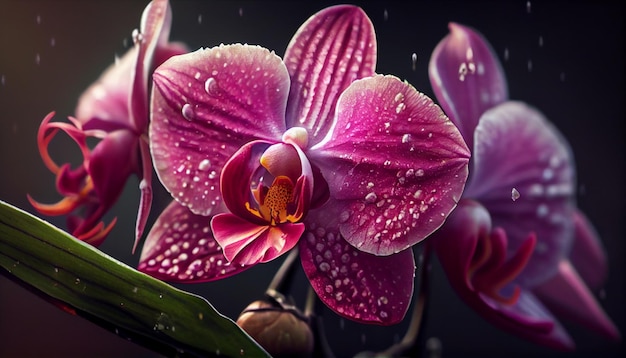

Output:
xmin=236 ymin=300 xmax=314 ymax=357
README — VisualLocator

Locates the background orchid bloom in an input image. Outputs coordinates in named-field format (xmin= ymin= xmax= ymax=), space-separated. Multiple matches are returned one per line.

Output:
xmin=428 ymin=22 xmax=620 ymax=349
xmin=28 ymin=0 xmax=186 ymax=248
xmin=140 ymin=5 xmax=469 ymax=325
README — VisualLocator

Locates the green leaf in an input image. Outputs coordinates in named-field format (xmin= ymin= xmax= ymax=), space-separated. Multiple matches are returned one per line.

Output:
xmin=0 ymin=200 xmax=269 ymax=358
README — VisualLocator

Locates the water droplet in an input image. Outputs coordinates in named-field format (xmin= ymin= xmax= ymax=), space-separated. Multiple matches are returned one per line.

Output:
xmin=395 ymin=102 xmax=406 ymax=114
xmin=402 ymin=133 xmax=411 ymax=143
xmin=50 ymin=37 xmax=56 ymax=47
xmin=511 ymin=188 xmax=520 ymax=201
xmin=239 ymin=7 xmax=243 ymax=16
xmin=194 ymin=71 xmax=201 ymax=80
xmin=365 ymin=192 xmax=377 ymax=203
xmin=204 ymin=77 xmax=218 ymax=95
xmin=75 ymin=278 xmax=81 ymax=284
xmin=35 ymin=53 xmax=41 ymax=65
xmin=132 ymin=28 xmax=143 ymax=45
xmin=240 ymin=349 xmax=245 ymax=355
xmin=1 ymin=74 xmax=5 ymax=86
xmin=197 ymin=14 xmax=203 ymax=24
xmin=458 ymin=62 xmax=468 ymax=81
xmin=198 ymin=159 xmax=211 ymax=171
xmin=159 ymin=294 xmax=163 ymax=299
xmin=504 ymin=47 xmax=510 ymax=62
xmin=182 ymin=103 xmax=194 ymax=121
xmin=537 ymin=204 xmax=549 ymax=217
xmin=560 ymin=72 xmax=566 ymax=82
xmin=35 ymin=14 xmax=41 ymax=25
xmin=411 ymin=53 xmax=418 ymax=71
xmin=527 ymin=59 xmax=533 ymax=72
xmin=538 ymin=35 xmax=544 ymax=47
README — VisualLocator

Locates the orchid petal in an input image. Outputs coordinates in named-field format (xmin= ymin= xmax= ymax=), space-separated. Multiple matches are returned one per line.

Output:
xmin=570 ymin=210 xmax=608 ymax=289
xmin=138 ymin=201 xmax=252 ymax=282
xmin=211 ymin=213 xmax=303 ymax=266
xmin=89 ymin=130 xmax=139 ymax=209
xmin=428 ymin=22 xmax=508 ymax=150
xmin=130 ymin=0 xmax=173 ymax=131
xmin=534 ymin=259 xmax=620 ymax=341
xmin=133 ymin=138 xmax=154 ymax=253
xmin=466 ymin=101 xmax=575 ymax=287
xmin=311 ymin=75 xmax=469 ymax=255
xmin=300 ymin=208 xmax=414 ymax=325
xmin=151 ymin=44 xmax=290 ymax=215
xmin=432 ymin=200 xmax=574 ymax=351
xmin=284 ymin=5 xmax=376 ymax=145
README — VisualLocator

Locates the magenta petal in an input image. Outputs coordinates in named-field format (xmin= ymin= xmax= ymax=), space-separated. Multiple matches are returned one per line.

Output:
xmin=570 ymin=210 xmax=608 ymax=289
xmin=151 ymin=44 xmax=290 ymax=215
xmin=284 ymin=5 xmax=376 ymax=145
xmin=75 ymin=47 xmax=136 ymax=130
xmin=534 ymin=259 xmax=620 ymax=341
xmin=138 ymin=201 xmax=252 ymax=282
xmin=311 ymin=75 xmax=469 ymax=255
xmin=432 ymin=200 xmax=574 ymax=351
xmin=428 ymin=22 xmax=508 ymax=150
xmin=211 ymin=213 xmax=303 ymax=266
xmin=89 ymin=130 xmax=139 ymax=209
xmin=467 ymin=101 xmax=575 ymax=287
xmin=130 ymin=0 xmax=173 ymax=131
xmin=300 ymin=209 xmax=414 ymax=325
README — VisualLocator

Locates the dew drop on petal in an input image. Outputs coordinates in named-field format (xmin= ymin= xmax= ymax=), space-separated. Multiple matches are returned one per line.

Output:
xmin=402 ymin=133 xmax=411 ymax=143
xmin=365 ymin=192 xmax=377 ymax=203
xmin=182 ymin=103 xmax=194 ymax=121
xmin=198 ymin=159 xmax=211 ymax=171
xmin=205 ymin=77 xmax=218 ymax=95
xmin=511 ymin=188 xmax=520 ymax=201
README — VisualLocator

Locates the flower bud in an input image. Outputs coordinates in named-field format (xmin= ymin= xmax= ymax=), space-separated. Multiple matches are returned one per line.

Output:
xmin=236 ymin=300 xmax=314 ymax=357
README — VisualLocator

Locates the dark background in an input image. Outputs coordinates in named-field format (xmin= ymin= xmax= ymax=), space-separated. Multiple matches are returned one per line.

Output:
xmin=0 ymin=1 xmax=623 ymax=357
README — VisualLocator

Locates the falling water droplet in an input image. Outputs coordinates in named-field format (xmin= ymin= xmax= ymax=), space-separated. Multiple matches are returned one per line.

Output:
xmin=383 ymin=9 xmax=388 ymax=21
xmin=1 ymin=74 xmax=5 ymax=86
xmin=527 ymin=59 xmax=533 ymax=72
xmin=538 ymin=35 xmax=544 ymax=47
xmin=197 ymin=14 xmax=203 ymax=24
xmin=560 ymin=72 xmax=566 ymax=82
xmin=36 ymin=14 xmax=41 ymax=25
xmin=239 ymin=7 xmax=243 ymax=17
xmin=511 ymin=188 xmax=520 ymax=201
xmin=50 ymin=37 xmax=56 ymax=47
xmin=504 ymin=47 xmax=510 ymax=61
xmin=526 ymin=1 xmax=532 ymax=13
xmin=35 ymin=53 xmax=41 ymax=65
xmin=182 ymin=103 xmax=194 ymax=121
xmin=411 ymin=53 xmax=418 ymax=71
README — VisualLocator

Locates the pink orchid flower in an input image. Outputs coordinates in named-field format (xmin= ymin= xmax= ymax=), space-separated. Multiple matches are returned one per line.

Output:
xmin=139 ymin=5 xmax=470 ymax=325
xmin=428 ymin=22 xmax=620 ymax=349
xmin=29 ymin=0 xmax=186 ymax=248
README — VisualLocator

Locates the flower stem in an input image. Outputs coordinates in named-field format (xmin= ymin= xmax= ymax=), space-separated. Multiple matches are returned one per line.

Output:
xmin=265 ymin=248 xmax=299 ymax=302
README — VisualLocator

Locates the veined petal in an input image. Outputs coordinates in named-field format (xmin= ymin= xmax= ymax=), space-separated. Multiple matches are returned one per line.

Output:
xmin=300 ymin=208 xmax=413 ymax=325
xmin=570 ymin=210 xmax=608 ymax=289
xmin=211 ymin=213 xmax=303 ymax=266
xmin=284 ymin=5 xmax=376 ymax=145
xmin=311 ymin=75 xmax=469 ymax=255
xmin=534 ymin=259 xmax=620 ymax=341
xmin=466 ymin=101 xmax=575 ymax=287
xmin=432 ymin=200 xmax=574 ymax=351
xmin=151 ymin=44 xmax=290 ymax=215
xmin=138 ymin=201 xmax=252 ymax=282
xmin=428 ymin=22 xmax=508 ymax=150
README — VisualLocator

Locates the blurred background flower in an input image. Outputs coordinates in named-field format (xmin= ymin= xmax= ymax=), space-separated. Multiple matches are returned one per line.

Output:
xmin=0 ymin=1 xmax=622 ymax=357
